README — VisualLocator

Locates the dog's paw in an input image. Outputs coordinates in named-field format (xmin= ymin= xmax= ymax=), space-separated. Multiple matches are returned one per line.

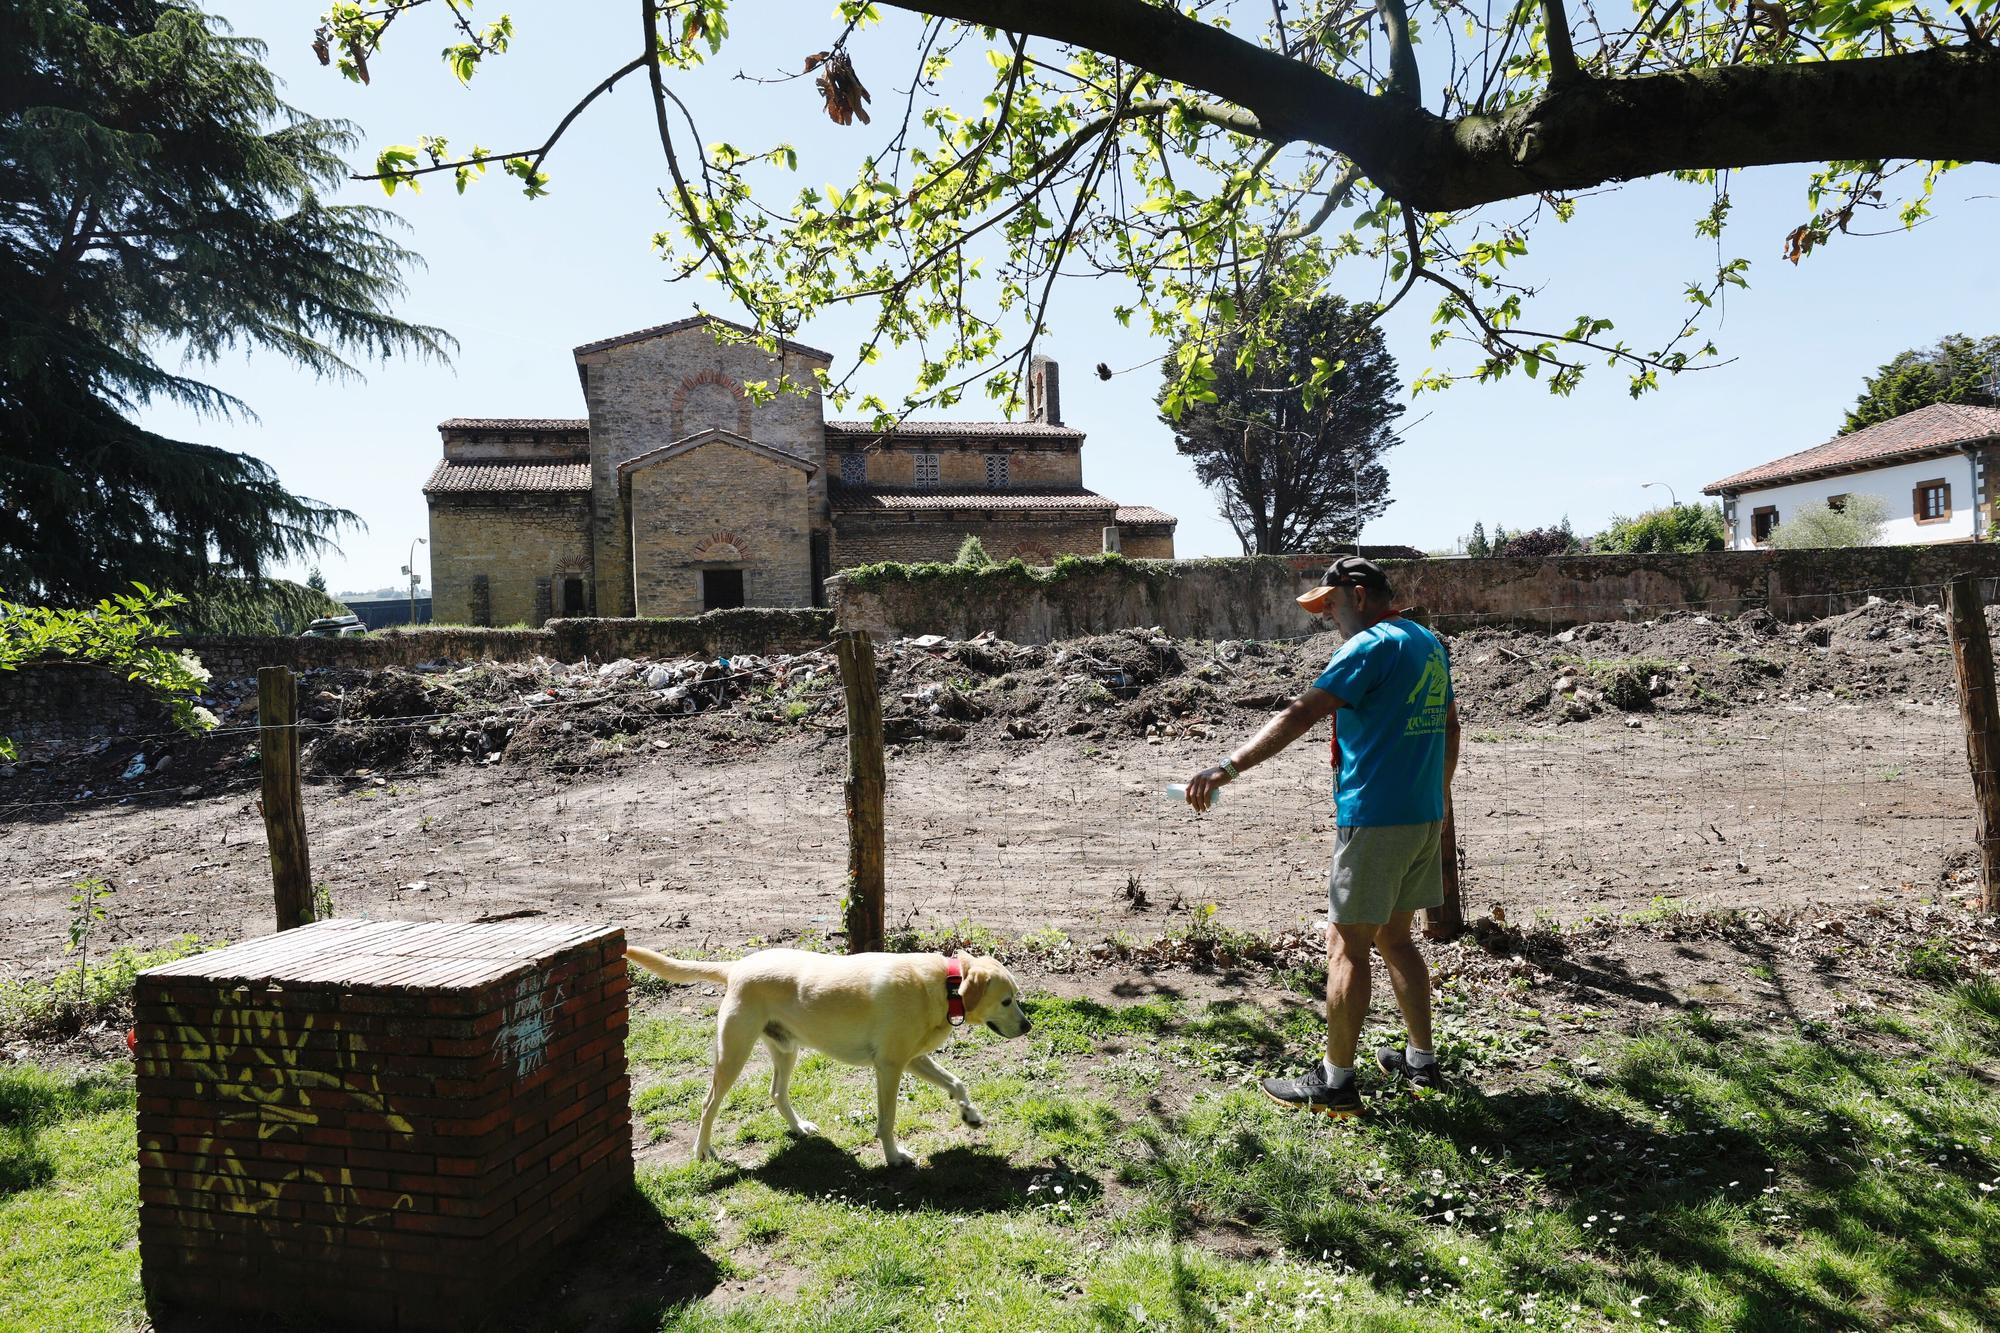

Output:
xmin=882 ymin=1147 xmax=916 ymax=1168
xmin=790 ymin=1119 xmax=821 ymax=1137
xmin=959 ymin=1106 xmax=984 ymax=1128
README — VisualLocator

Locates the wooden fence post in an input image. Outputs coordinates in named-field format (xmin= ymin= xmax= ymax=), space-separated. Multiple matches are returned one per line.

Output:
xmin=1403 ymin=607 xmax=1465 ymax=941
xmin=1946 ymin=574 xmax=2000 ymax=914
xmin=835 ymin=631 xmax=886 ymax=951
xmin=258 ymin=666 xmax=314 ymax=931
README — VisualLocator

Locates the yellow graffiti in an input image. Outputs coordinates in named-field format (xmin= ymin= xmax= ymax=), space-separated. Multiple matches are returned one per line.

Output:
xmin=152 ymin=993 xmax=420 ymax=1241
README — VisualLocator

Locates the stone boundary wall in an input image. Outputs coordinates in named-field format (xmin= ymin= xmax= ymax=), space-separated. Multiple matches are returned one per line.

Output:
xmin=0 ymin=608 xmax=834 ymax=751
xmin=829 ymin=546 xmax=2000 ymax=643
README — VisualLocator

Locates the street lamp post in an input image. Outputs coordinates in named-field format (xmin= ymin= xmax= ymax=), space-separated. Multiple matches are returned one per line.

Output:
xmin=401 ymin=537 xmax=426 ymax=626
xmin=1641 ymin=481 xmax=1678 ymax=509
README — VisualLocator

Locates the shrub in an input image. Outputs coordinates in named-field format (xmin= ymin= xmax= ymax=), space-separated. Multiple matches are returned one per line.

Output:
xmin=1494 ymin=525 xmax=1580 ymax=557
xmin=1592 ymin=503 xmax=1728 ymax=554
xmin=1768 ymin=493 xmax=1887 ymax=549
xmin=0 ymin=935 xmax=217 ymax=1039
xmin=953 ymin=535 xmax=994 ymax=568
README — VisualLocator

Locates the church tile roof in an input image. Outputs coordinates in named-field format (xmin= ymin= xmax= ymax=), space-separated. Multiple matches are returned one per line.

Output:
xmin=423 ymin=461 xmax=591 ymax=495
xmin=830 ymin=483 xmax=1116 ymax=512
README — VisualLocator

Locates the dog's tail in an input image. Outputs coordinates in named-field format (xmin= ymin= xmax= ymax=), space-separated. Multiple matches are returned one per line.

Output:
xmin=626 ymin=945 xmax=735 ymax=987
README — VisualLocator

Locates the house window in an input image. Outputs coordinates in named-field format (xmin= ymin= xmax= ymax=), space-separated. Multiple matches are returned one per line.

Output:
xmin=702 ymin=569 xmax=745 ymax=611
xmin=1914 ymin=480 xmax=1951 ymax=524
xmin=1826 ymin=494 xmax=1848 ymax=512
xmin=985 ymin=454 xmax=1009 ymax=489
xmin=914 ymin=452 xmax=940 ymax=488
xmin=839 ymin=452 xmax=867 ymax=485
xmin=1751 ymin=506 xmax=1779 ymax=544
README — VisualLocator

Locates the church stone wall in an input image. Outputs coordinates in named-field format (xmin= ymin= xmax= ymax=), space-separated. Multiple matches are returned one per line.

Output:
xmin=1120 ymin=528 xmax=1177 ymax=559
xmin=628 ymin=441 xmax=815 ymax=615
xmin=829 ymin=444 xmax=1083 ymax=490
xmin=429 ymin=494 xmax=593 ymax=627
xmin=579 ymin=331 xmax=830 ymax=615
xmin=830 ymin=513 xmax=1112 ymax=568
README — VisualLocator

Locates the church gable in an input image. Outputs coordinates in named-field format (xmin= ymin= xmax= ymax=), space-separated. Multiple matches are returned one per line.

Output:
xmin=616 ymin=428 xmax=817 ymax=478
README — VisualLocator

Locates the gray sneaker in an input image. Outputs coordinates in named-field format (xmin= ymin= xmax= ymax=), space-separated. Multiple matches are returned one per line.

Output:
xmin=1376 ymin=1047 xmax=1444 ymax=1096
xmin=1259 ymin=1065 xmax=1362 ymax=1118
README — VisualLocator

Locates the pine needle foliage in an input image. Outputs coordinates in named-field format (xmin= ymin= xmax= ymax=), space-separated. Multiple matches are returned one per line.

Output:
xmin=0 ymin=0 xmax=452 ymax=602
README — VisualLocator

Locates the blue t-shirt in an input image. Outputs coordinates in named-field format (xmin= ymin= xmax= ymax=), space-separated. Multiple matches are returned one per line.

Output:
xmin=1311 ymin=618 xmax=1453 ymax=828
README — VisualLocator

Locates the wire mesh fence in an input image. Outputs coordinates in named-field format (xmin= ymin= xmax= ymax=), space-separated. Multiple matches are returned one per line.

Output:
xmin=2 ymin=581 xmax=1987 ymax=961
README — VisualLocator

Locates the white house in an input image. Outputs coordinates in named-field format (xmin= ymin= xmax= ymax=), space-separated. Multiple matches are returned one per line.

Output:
xmin=1705 ymin=403 xmax=2000 ymax=550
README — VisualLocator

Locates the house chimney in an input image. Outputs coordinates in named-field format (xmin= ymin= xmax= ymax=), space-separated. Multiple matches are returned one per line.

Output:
xmin=1029 ymin=356 xmax=1061 ymax=427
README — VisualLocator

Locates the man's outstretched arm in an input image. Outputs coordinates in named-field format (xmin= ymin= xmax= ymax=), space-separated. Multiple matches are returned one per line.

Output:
xmin=1185 ymin=687 xmax=1340 ymax=810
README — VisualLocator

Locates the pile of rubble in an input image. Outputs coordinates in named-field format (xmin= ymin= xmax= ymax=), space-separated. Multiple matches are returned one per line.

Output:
xmin=9 ymin=597 xmax=1981 ymax=803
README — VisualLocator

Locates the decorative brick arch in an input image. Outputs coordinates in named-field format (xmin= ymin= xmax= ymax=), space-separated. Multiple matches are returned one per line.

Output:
xmin=671 ymin=369 xmax=752 ymax=439
xmin=692 ymin=531 xmax=753 ymax=564
xmin=1012 ymin=543 xmax=1054 ymax=565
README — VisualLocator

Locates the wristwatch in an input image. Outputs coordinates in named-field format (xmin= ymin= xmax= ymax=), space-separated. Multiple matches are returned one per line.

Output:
xmin=1219 ymin=757 xmax=1240 ymax=780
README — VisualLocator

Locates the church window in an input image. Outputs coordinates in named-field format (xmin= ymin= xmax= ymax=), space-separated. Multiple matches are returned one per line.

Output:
xmin=840 ymin=452 xmax=867 ymax=485
xmin=915 ymin=452 xmax=940 ymax=488
xmin=985 ymin=454 xmax=1009 ymax=489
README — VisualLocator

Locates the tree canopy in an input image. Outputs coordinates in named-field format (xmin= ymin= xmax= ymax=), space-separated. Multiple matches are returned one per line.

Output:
xmin=1843 ymin=335 xmax=2000 ymax=433
xmin=1158 ymin=292 xmax=1401 ymax=553
xmin=319 ymin=0 xmax=1998 ymax=417
xmin=1 ymin=0 xmax=449 ymax=604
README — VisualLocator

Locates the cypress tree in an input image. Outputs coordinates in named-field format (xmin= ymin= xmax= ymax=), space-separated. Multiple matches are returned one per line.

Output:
xmin=0 ymin=0 xmax=450 ymax=601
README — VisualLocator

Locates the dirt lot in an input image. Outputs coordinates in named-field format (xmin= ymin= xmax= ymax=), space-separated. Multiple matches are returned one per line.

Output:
xmin=0 ymin=598 xmax=1984 ymax=982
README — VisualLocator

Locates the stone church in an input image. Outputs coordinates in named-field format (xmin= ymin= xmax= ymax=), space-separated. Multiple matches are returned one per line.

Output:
xmin=423 ymin=314 xmax=1177 ymax=625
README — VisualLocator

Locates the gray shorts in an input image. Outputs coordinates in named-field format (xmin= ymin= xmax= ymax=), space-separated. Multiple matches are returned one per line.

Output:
xmin=1329 ymin=822 xmax=1444 ymax=925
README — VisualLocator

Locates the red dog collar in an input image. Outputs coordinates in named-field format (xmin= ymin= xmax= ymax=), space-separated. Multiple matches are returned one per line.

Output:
xmin=944 ymin=956 xmax=966 ymax=1026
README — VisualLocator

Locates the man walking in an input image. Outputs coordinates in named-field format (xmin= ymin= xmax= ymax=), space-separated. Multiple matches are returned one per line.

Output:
xmin=1183 ymin=556 xmax=1459 ymax=1116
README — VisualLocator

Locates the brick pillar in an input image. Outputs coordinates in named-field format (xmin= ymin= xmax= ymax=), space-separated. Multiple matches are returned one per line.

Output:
xmin=135 ymin=919 xmax=631 ymax=1331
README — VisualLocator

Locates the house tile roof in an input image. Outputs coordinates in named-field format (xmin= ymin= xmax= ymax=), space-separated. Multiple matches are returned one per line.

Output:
xmin=438 ymin=418 xmax=588 ymax=433
xmin=423 ymin=461 xmax=591 ymax=495
xmin=573 ymin=313 xmax=833 ymax=362
xmin=1705 ymin=403 xmax=2000 ymax=494
xmin=1114 ymin=506 xmax=1178 ymax=527
xmin=825 ymin=420 xmax=1084 ymax=439
xmin=830 ymin=483 xmax=1117 ymax=512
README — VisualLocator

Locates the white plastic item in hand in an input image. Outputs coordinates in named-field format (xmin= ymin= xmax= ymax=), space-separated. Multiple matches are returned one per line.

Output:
xmin=1163 ymin=783 xmax=1220 ymax=806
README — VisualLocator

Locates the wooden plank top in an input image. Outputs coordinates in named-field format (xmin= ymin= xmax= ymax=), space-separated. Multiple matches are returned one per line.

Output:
xmin=138 ymin=918 xmax=618 ymax=992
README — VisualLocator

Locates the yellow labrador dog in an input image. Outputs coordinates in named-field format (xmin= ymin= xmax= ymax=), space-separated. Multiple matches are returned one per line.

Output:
xmin=627 ymin=946 xmax=1031 ymax=1167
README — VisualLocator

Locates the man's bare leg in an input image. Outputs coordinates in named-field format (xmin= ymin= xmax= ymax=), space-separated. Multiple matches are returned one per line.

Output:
xmin=1326 ymin=923 xmax=1378 ymax=1070
xmin=1373 ymin=910 xmax=1433 ymax=1052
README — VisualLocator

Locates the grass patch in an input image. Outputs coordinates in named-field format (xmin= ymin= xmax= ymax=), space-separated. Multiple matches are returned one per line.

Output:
xmin=9 ymin=976 xmax=2000 ymax=1331
xmin=0 ymin=935 xmax=216 ymax=1041
xmin=0 ymin=1065 xmax=141 ymax=1331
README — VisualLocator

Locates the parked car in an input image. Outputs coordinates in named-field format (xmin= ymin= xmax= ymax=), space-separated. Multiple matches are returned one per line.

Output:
xmin=300 ymin=614 xmax=367 ymax=638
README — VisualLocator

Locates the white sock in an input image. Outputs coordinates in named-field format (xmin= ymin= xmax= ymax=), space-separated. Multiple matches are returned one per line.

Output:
xmin=1406 ymin=1045 xmax=1437 ymax=1069
xmin=1321 ymin=1059 xmax=1355 ymax=1087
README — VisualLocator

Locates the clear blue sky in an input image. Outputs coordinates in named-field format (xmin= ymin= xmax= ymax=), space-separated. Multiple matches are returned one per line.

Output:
xmin=139 ymin=3 xmax=2000 ymax=596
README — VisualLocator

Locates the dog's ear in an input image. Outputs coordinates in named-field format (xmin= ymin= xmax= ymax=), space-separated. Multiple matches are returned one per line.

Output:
xmin=958 ymin=955 xmax=992 ymax=1018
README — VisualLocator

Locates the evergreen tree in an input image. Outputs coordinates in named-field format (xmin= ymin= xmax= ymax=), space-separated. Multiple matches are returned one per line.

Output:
xmin=1843 ymin=335 xmax=2000 ymax=433
xmin=1466 ymin=522 xmax=1489 ymax=558
xmin=0 ymin=0 xmax=450 ymax=602
xmin=1158 ymin=291 xmax=1402 ymax=554
xmin=306 ymin=568 xmax=328 ymax=594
